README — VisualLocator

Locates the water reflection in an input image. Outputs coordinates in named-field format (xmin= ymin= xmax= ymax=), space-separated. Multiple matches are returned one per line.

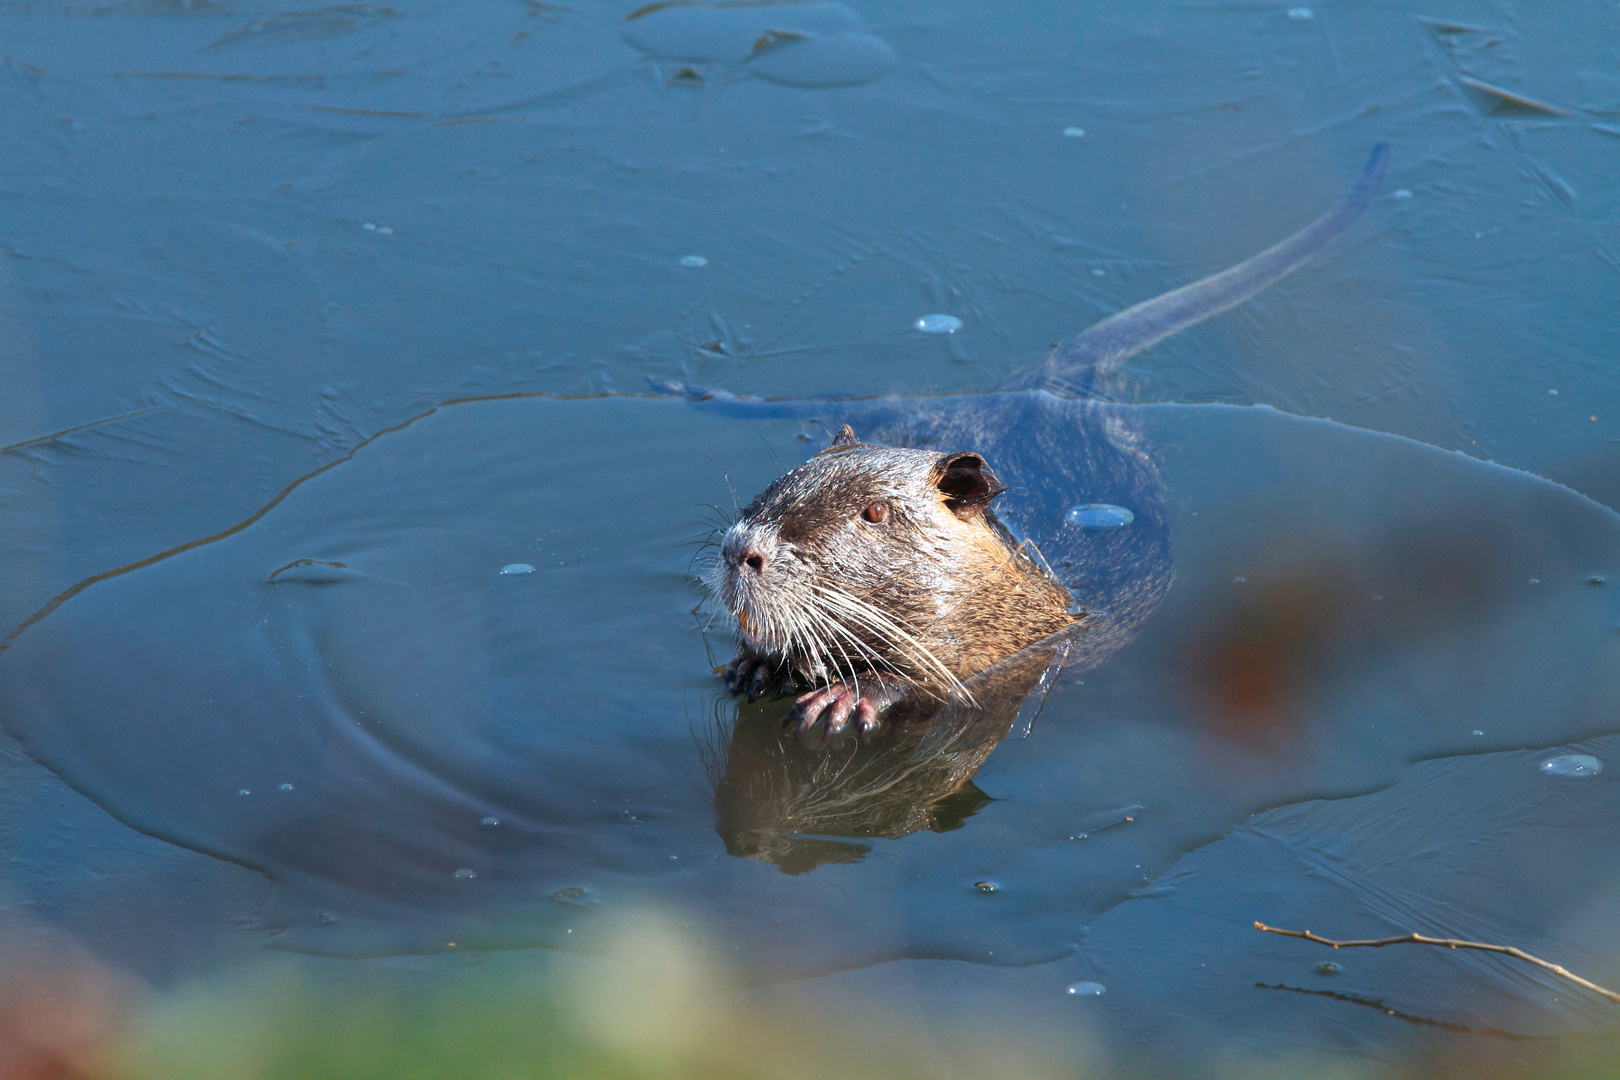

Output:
xmin=2 ymin=0 xmax=1617 ymax=1066
xmin=712 ymin=628 xmax=1075 ymax=873
xmin=1 ymin=394 xmax=1615 ymax=976
xmin=1179 ymin=509 xmax=1526 ymax=750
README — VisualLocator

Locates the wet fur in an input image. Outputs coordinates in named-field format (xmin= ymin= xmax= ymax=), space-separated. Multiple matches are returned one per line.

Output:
xmin=693 ymin=146 xmax=1389 ymax=732
xmin=710 ymin=438 xmax=1074 ymax=703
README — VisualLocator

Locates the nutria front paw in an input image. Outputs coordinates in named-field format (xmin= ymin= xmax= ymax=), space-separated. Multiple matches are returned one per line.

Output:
xmin=724 ymin=654 xmax=781 ymax=703
xmin=787 ymin=683 xmax=885 ymax=742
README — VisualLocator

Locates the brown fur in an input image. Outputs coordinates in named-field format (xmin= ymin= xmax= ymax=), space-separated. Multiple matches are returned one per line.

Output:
xmin=708 ymin=426 xmax=1074 ymax=706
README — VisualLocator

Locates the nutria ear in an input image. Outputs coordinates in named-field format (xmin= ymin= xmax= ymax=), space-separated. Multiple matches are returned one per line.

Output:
xmin=935 ymin=452 xmax=1007 ymax=520
xmin=817 ymin=424 xmax=862 ymax=456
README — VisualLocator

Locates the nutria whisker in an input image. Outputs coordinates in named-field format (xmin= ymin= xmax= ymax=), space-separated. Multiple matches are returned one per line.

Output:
xmin=817 ymin=621 xmax=865 ymax=700
xmin=808 ymin=583 xmax=973 ymax=706
xmin=782 ymin=604 xmax=836 ymax=686
xmin=803 ymin=590 xmax=910 ymax=683
xmin=806 ymin=601 xmax=911 ymax=699
xmin=803 ymin=603 xmax=908 ymax=700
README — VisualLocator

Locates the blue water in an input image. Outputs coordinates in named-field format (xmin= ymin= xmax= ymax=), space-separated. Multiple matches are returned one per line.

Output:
xmin=1 ymin=0 xmax=1617 ymax=1070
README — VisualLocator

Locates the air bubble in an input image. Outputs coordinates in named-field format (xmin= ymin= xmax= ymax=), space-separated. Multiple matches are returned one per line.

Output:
xmin=500 ymin=563 xmax=535 ymax=575
xmin=1063 ymin=126 xmax=1086 ymax=138
xmin=1286 ymin=6 xmax=1314 ymax=18
xmin=679 ymin=255 xmax=708 ymax=267
xmin=453 ymin=868 xmax=477 ymax=880
xmin=1541 ymin=754 xmax=1602 ymax=778
xmin=914 ymin=313 xmax=962 ymax=334
xmin=279 ymin=783 xmax=293 ymax=790
xmin=1065 ymin=504 xmax=1134 ymax=528
xmin=974 ymin=880 xmax=999 ymax=894
xmin=1314 ymin=962 xmax=1341 ymax=976
xmin=1066 ymin=981 xmax=1106 ymax=996
xmin=551 ymin=886 xmax=601 ymax=908
xmin=480 ymin=816 xmax=500 ymax=827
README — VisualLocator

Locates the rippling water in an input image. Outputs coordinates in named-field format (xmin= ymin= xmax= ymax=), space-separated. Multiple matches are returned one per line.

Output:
xmin=0 ymin=0 xmax=1616 ymax=1070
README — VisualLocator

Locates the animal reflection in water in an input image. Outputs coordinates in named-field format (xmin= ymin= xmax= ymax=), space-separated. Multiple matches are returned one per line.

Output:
xmin=690 ymin=147 xmax=1388 ymax=868
xmin=710 ymin=630 xmax=1079 ymax=872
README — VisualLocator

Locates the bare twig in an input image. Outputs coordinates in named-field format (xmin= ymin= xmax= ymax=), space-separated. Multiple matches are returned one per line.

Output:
xmin=1254 ymin=922 xmax=1620 ymax=1005
xmin=1255 ymin=983 xmax=1564 ymax=1042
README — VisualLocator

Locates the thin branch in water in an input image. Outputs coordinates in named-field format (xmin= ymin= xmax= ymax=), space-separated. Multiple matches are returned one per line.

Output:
xmin=1254 ymin=922 xmax=1620 ymax=1005
xmin=1255 ymin=983 xmax=1567 ymax=1043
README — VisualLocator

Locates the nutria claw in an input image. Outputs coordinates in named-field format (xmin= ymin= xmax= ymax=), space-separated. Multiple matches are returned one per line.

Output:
xmin=787 ymin=683 xmax=880 ymax=742
xmin=724 ymin=654 xmax=778 ymax=702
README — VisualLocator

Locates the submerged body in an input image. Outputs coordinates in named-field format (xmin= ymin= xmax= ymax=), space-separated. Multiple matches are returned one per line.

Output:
xmin=698 ymin=147 xmax=1388 ymax=738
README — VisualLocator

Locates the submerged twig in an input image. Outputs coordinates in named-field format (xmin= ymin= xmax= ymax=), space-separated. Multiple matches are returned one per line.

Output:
xmin=1254 ymin=922 xmax=1620 ymax=1005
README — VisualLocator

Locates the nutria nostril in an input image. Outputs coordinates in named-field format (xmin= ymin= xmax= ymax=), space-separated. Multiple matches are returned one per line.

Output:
xmin=742 ymin=551 xmax=765 ymax=572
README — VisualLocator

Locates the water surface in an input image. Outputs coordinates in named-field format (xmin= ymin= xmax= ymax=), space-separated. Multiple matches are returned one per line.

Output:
xmin=1 ymin=0 xmax=1617 ymax=1068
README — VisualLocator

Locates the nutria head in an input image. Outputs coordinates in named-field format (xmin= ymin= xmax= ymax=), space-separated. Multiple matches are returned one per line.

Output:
xmin=706 ymin=425 xmax=1075 ymax=703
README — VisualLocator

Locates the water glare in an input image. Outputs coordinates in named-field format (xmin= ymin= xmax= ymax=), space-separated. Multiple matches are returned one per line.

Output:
xmin=1065 ymin=504 xmax=1134 ymax=528
xmin=914 ymin=314 xmax=962 ymax=334
xmin=1541 ymin=754 xmax=1602 ymax=778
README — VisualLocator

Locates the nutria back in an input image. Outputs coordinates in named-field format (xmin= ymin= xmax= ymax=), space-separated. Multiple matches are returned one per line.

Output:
xmin=693 ymin=146 xmax=1387 ymax=730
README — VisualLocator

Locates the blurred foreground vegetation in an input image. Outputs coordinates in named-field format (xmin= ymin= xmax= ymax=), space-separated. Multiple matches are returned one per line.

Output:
xmin=7 ymin=910 xmax=1620 ymax=1080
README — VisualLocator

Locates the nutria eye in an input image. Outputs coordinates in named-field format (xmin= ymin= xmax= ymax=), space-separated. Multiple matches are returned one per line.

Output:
xmin=862 ymin=502 xmax=890 ymax=524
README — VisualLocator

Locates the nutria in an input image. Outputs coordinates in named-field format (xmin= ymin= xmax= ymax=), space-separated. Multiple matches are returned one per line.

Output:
xmin=682 ymin=146 xmax=1388 ymax=740
xmin=710 ymin=427 xmax=1076 ymax=718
